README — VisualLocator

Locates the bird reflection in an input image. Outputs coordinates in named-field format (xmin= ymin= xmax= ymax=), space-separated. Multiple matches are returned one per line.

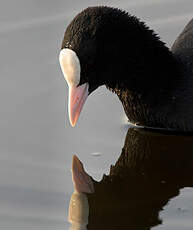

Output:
xmin=68 ymin=128 xmax=193 ymax=230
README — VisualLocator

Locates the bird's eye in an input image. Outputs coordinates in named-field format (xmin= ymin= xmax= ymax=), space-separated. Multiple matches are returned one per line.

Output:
xmin=79 ymin=63 xmax=95 ymax=85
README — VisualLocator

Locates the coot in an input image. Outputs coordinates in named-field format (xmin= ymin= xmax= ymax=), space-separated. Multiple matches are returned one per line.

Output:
xmin=59 ymin=6 xmax=193 ymax=131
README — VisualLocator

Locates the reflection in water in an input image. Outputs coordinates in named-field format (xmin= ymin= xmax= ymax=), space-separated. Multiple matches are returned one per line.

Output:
xmin=68 ymin=155 xmax=94 ymax=230
xmin=68 ymin=128 xmax=193 ymax=229
xmin=68 ymin=192 xmax=89 ymax=230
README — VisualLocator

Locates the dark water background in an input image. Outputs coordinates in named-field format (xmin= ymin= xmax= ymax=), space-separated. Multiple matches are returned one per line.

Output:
xmin=0 ymin=0 xmax=193 ymax=229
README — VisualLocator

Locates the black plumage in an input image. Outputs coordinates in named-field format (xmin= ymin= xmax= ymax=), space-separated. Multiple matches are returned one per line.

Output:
xmin=61 ymin=6 xmax=193 ymax=131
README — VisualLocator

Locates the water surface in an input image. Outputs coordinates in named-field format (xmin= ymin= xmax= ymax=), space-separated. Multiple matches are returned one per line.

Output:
xmin=0 ymin=0 xmax=193 ymax=229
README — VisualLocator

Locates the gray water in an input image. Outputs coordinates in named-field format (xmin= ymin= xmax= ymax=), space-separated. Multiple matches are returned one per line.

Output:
xmin=0 ymin=0 xmax=193 ymax=229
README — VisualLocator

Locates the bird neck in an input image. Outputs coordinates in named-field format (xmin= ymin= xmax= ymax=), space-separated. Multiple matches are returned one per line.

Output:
xmin=105 ymin=40 xmax=184 ymax=129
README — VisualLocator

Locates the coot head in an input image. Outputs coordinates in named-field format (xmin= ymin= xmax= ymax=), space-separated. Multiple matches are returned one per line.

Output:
xmin=59 ymin=6 xmax=181 ymax=128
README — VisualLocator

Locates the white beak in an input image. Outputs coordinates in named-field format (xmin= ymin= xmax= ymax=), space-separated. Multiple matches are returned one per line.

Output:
xmin=59 ymin=48 xmax=89 ymax=126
